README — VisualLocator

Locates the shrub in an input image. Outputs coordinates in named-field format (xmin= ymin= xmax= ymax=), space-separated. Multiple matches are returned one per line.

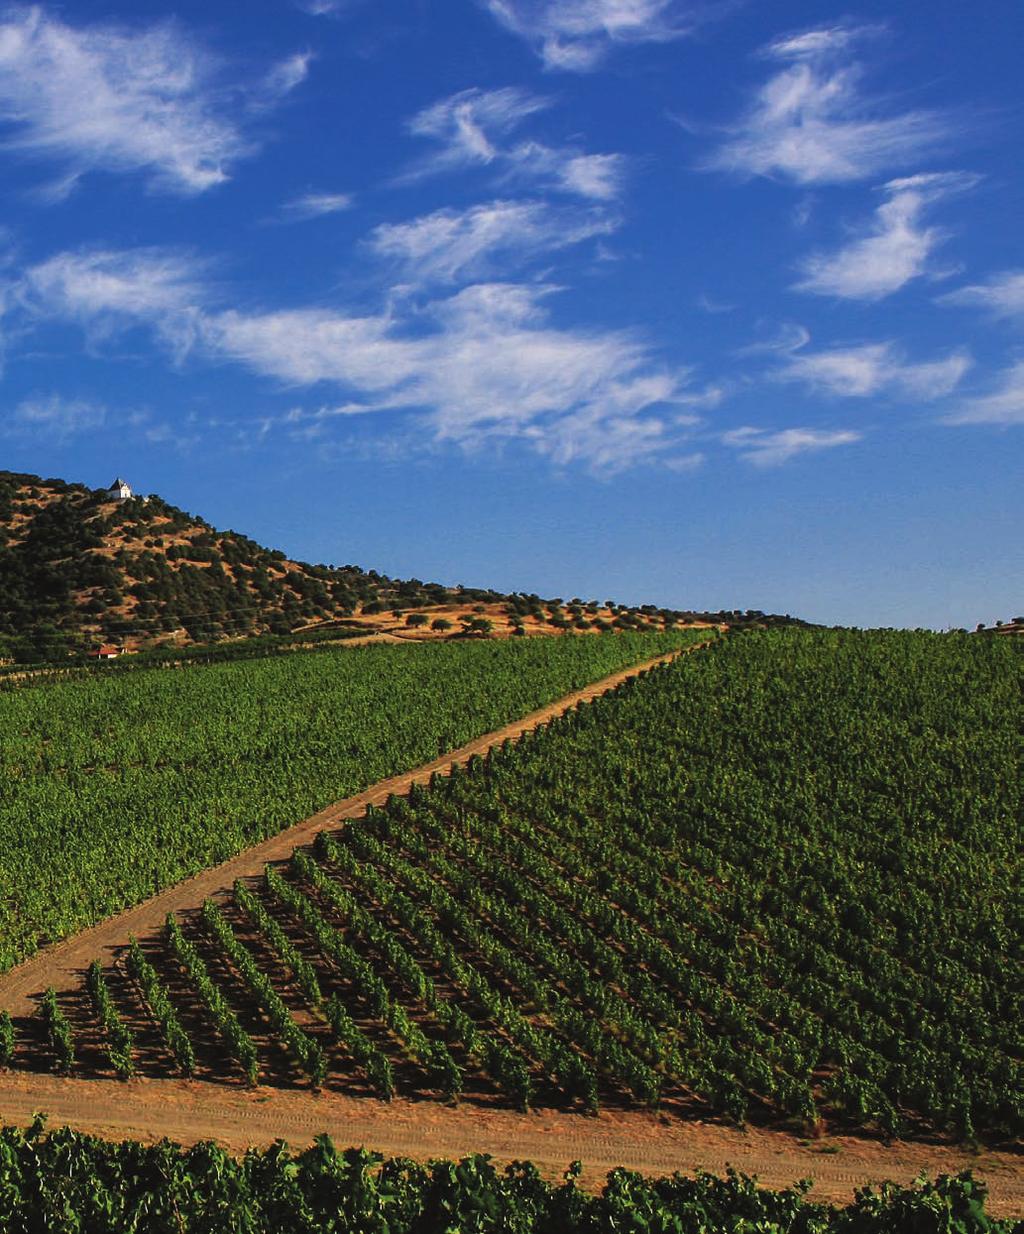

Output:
xmin=0 ymin=1011 xmax=13 ymax=1067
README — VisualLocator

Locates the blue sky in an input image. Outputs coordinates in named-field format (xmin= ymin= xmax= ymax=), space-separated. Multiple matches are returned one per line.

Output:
xmin=0 ymin=0 xmax=1021 ymax=627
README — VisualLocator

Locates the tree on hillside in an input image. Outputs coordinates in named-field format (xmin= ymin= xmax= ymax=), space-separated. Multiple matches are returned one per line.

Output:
xmin=460 ymin=616 xmax=493 ymax=636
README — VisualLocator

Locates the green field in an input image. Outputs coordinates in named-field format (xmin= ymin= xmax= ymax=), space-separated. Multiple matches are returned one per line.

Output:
xmin=0 ymin=630 xmax=698 ymax=972
xmin=26 ymin=628 xmax=1020 ymax=1141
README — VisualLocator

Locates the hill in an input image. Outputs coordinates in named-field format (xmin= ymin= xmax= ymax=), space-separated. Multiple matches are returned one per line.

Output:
xmin=0 ymin=470 xmax=797 ymax=661
xmin=0 ymin=470 xmax=446 ymax=660
xmin=977 ymin=617 xmax=1024 ymax=636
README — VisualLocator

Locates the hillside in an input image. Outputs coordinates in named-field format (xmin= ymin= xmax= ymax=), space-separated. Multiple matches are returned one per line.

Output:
xmin=977 ymin=617 xmax=1024 ymax=636
xmin=0 ymin=470 xmax=795 ymax=661
xmin=0 ymin=471 xmax=450 ymax=659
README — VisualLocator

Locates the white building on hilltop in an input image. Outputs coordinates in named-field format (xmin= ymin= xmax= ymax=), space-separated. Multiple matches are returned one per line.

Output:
xmin=108 ymin=477 xmax=133 ymax=502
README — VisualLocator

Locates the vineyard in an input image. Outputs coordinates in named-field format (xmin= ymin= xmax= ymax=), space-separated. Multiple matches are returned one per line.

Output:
xmin=1 ymin=1124 xmax=1016 ymax=1234
xmin=4 ymin=630 xmax=1019 ymax=1145
xmin=0 ymin=629 xmax=698 ymax=974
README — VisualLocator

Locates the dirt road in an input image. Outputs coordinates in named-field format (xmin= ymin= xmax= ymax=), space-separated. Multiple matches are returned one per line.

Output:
xmin=0 ymin=1072 xmax=1020 ymax=1215
xmin=0 ymin=645 xmax=692 ymax=1019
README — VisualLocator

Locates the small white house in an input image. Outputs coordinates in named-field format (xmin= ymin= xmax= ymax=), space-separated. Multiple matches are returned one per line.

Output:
xmin=108 ymin=477 xmax=133 ymax=502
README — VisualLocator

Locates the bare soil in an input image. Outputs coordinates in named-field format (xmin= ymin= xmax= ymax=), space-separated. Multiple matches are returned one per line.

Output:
xmin=0 ymin=1072 xmax=1020 ymax=1214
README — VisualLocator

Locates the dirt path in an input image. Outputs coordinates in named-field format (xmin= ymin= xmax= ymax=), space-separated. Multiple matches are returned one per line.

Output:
xmin=0 ymin=1072 xmax=1020 ymax=1215
xmin=0 ymin=645 xmax=692 ymax=1019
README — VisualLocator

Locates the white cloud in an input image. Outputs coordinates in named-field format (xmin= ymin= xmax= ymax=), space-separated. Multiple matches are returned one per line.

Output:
xmin=260 ymin=52 xmax=312 ymax=102
xmin=722 ymin=425 xmax=861 ymax=466
xmin=205 ymin=282 xmax=700 ymax=471
xmin=764 ymin=26 xmax=871 ymax=61
xmin=23 ymin=248 xmax=202 ymax=317
xmin=8 ymin=392 xmax=106 ymax=439
xmin=4 ymin=391 xmax=167 ymax=444
xmin=530 ymin=402 xmax=671 ymax=469
xmin=204 ymin=307 xmax=425 ymax=392
xmin=283 ymin=401 xmax=382 ymax=424
xmin=939 ymin=269 xmax=1024 ymax=320
xmin=18 ymin=241 xmax=706 ymax=471
xmin=369 ymin=200 xmax=616 ymax=284
xmin=405 ymin=88 xmax=625 ymax=200
xmin=737 ymin=321 xmax=810 ymax=355
xmin=22 ymin=247 xmax=205 ymax=358
xmin=505 ymin=144 xmax=627 ymax=199
xmin=792 ymin=194 xmax=816 ymax=228
xmin=664 ymin=450 xmax=705 ymax=472
xmin=280 ymin=191 xmax=354 ymax=221
xmin=556 ymin=153 xmax=625 ymax=200
xmin=794 ymin=173 xmax=977 ymax=300
xmin=408 ymin=87 xmax=549 ymax=173
xmin=0 ymin=7 xmax=254 ymax=194
xmin=777 ymin=341 xmax=971 ymax=400
xmin=696 ymin=292 xmax=735 ymax=314
xmin=294 ymin=0 xmax=357 ymax=13
xmin=707 ymin=24 xmax=950 ymax=184
xmin=943 ymin=361 xmax=1024 ymax=426
xmin=480 ymin=0 xmax=696 ymax=70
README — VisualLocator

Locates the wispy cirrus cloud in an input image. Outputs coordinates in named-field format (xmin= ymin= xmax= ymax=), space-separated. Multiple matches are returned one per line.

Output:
xmin=280 ymin=191 xmax=354 ymax=222
xmin=479 ymin=0 xmax=700 ymax=71
xmin=777 ymin=340 xmax=971 ymax=400
xmin=706 ymin=24 xmax=952 ymax=185
xmin=293 ymin=0 xmax=364 ymax=14
xmin=503 ymin=143 xmax=627 ymax=200
xmin=794 ymin=172 xmax=978 ymax=300
xmin=697 ymin=292 xmax=736 ymax=315
xmin=943 ymin=360 xmax=1024 ymax=426
xmin=21 ymin=247 xmax=206 ymax=359
xmin=202 ymin=305 xmax=424 ymax=393
xmin=369 ymin=199 xmax=616 ymax=285
xmin=408 ymin=87 xmax=548 ymax=173
xmin=22 ymin=248 xmax=204 ymax=317
xmin=722 ymin=425 xmax=860 ymax=466
xmin=0 ymin=7 xmax=266 ymax=195
xmin=20 ymin=244 xmax=702 ymax=472
xmin=939 ymin=269 xmax=1024 ymax=321
xmin=735 ymin=321 xmax=810 ymax=355
xmin=4 ymin=391 xmax=167 ymax=444
xmin=203 ymin=282 xmax=701 ymax=471
xmin=405 ymin=87 xmax=626 ymax=200
xmin=259 ymin=52 xmax=313 ymax=103
xmin=294 ymin=0 xmax=345 ymax=12
xmin=8 ymin=392 xmax=106 ymax=439
xmin=555 ymin=152 xmax=625 ymax=200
